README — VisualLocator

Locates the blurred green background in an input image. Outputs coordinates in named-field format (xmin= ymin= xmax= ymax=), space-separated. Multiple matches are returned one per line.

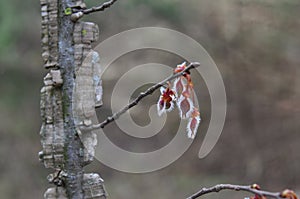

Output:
xmin=0 ymin=0 xmax=299 ymax=198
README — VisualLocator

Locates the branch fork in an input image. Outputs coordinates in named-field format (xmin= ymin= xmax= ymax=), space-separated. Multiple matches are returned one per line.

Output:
xmin=71 ymin=0 xmax=119 ymax=21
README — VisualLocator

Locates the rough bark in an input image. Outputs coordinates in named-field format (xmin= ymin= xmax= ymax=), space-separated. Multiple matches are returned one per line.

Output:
xmin=58 ymin=0 xmax=84 ymax=198
xmin=39 ymin=0 xmax=106 ymax=198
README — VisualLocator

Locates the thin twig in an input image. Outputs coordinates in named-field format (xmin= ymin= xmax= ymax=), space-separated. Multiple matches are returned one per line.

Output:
xmin=81 ymin=62 xmax=200 ymax=131
xmin=187 ymin=184 xmax=287 ymax=199
xmin=83 ymin=0 xmax=118 ymax=15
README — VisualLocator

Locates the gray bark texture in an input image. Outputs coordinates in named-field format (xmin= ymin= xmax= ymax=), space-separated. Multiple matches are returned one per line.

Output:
xmin=39 ymin=0 xmax=106 ymax=198
xmin=58 ymin=0 xmax=84 ymax=198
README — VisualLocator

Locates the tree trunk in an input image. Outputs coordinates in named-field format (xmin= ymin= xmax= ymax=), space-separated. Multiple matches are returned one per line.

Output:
xmin=58 ymin=0 xmax=84 ymax=198
xmin=39 ymin=0 xmax=106 ymax=198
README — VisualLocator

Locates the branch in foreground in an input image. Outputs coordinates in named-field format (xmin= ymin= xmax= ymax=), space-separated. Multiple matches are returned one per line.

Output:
xmin=187 ymin=184 xmax=298 ymax=199
xmin=81 ymin=62 xmax=200 ymax=131
xmin=83 ymin=0 xmax=118 ymax=15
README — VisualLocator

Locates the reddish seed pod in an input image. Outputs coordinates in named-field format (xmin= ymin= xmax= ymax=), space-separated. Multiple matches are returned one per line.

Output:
xmin=157 ymin=62 xmax=201 ymax=139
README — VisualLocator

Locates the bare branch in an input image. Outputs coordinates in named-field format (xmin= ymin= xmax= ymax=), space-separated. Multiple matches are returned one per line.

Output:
xmin=81 ymin=62 xmax=200 ymax=131
xmin=83 ymin=0 xmax=118 ymax=15
xmin=187 ymin=184 xmax=297 ymax=199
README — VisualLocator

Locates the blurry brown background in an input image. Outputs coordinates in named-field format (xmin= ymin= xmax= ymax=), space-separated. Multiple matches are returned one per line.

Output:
xmin=0 ymin=0 xmax=299 ymax=198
